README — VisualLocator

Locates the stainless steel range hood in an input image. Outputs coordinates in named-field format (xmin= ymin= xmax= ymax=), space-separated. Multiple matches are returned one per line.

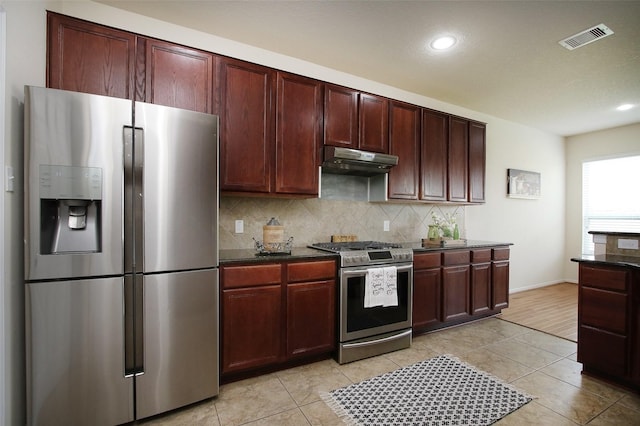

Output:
xmin=321 ymin=146 xmax=398 ymax=177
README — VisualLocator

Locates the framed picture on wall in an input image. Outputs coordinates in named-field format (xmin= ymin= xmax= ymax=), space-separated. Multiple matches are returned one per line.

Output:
xmin=507 ymin=168 xmax=541 ymax=199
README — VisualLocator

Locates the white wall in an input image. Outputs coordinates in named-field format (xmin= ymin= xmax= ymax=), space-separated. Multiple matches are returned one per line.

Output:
xmin=2 ymin=1 xmax=568 ymax=422
xmin=564 ymin=123 xmax=640 ymax=283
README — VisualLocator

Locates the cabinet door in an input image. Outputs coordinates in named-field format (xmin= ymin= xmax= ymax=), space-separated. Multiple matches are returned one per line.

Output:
xmin=287 ymin=280 xmax=336 ymax=358
xmin=276 ymin=72 xmax=322 ymax=195
xmin=471 ymin=263 xmax=491 ymax=315
xmin=442 ymin=266 xmax=470 ymax=322
xmin=221 ymin=285 xmax=282 ymax=374
xmin=421 ymin=110 xmax=448 ymax=201
xmin=324 ymin=84 xmax=358 ymax=148
xmin=413 ymin=268 xmax=442 ymax=330
xmin=218 ymin=58 xmax=275 ymax=193
xmin=579 ymin=325 xmax=628 ymax=377
xmin=492 ymin=261 xmax=510 ymax=310
xmin=448 ymin=116 xmax=469 ymax=202
xmin=388 ymin=101 xmax=420 ymax=200
xmin=141 ymin=38 xmax=214 ymax=113
xmin=468 ymin=121 xmax=486 ymax=203
xmin=359 ymin=93 xmax=389 ymax=153
xmin=47 ymin=12 xmax=135 ymax=99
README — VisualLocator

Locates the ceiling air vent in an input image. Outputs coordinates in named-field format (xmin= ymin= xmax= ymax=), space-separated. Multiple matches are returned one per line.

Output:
xmin=559 ymin=24 xmax=614 ymax=50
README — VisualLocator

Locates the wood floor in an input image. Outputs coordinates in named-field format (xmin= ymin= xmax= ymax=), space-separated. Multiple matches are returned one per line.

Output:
xmin=498 ymin=282 xmax=578 ymax=342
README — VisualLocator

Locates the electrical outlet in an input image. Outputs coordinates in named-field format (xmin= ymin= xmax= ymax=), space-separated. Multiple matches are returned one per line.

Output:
xmin=235 ymin=220 xmax=244 ymax=234
xmin=383 ymin=220 xmax=390 ymax=232
xmin=618 ymin=239 xmax=639 ymax=250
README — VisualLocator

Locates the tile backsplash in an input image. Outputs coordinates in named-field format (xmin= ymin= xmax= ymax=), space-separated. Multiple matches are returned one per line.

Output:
xmin=219 ymin=196 xmax=465 ymax=249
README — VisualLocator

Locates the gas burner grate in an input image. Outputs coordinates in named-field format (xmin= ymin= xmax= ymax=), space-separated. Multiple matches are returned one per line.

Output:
xmin=309 ymin=241 xmax=402 ymax=253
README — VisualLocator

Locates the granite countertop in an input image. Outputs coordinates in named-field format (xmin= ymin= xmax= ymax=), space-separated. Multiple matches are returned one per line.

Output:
xmin=571 ymin=254 xmax=640 ymax=269
xmin=403 ymin=240 xmax=513 ymax=252
xmin=220 ymin=247 xmax=338 ymax=264
xmin=220 ymin=240 xmax=512 ymax=264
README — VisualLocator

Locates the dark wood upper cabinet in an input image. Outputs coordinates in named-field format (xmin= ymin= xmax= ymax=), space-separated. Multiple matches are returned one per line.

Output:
xmin=324 ymin=84 xmax=359 ymax=148
xmin=217 ymin=57 xmax=275 ymax=193
xmin=139 ymin=38 xmax=214 ymax=113
xmin=275 ymin=72 xmax=323 ymax=195
xmin=468 ymin=121 xmax=486 ymax=203
xmin=324 ymin=84 xmax=389 ymax=153
xmin=47 ymin=12 xmax=136 ymax=99
xmin=359 ymin=93 xmax=389 ymax=153
xmin=421 ymin=110 xmax=449 ymax=201
xmin=47 ymin=12 xmax=487 ymax=203
xmin=388 ymin=101 xmax=420 ymax=200
xmin=448 ymin=116 xmax=469 ymax=202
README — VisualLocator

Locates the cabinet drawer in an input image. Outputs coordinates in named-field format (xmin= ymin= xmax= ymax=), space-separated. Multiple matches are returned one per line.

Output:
xmin=580 ymin=264 xmax=628 ymax=292
xmin=414 ymin=252 xmax=441 ymax=269
xmin=492 ymin=247 xmax=510 ymax=261
xmin=581 ymin=287 xmax=627 ymax=334
xmin=443 ymin=250 xmax=470 ymax=266
xmin=222 ymin=264 xmax=282 ymax=289
xmin=471 ymin=249 xmax=491 ymax=263
xmin=579 ymin=325 xmax=627 ymax=377
xmin=287 ymin=260 xmax=336 ymax=283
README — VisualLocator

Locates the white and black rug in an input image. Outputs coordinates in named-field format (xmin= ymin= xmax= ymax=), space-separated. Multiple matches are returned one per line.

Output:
xmin=322 ymin=354 xmax=533 ymax=425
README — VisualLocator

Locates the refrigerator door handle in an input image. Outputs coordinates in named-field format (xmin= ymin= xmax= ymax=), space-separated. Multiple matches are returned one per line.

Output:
xmin=124 ymin=274 xmax=144 ymax=376
xmin=123 ymin=126 xmax=145 ymax=274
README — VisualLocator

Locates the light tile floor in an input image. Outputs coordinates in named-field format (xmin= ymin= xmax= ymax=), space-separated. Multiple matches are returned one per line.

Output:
xmin=139 ymin=318 xmax=640 ymax=425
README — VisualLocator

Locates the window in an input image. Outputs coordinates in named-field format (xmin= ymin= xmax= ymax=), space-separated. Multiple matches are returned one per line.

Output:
xmin=582 ymin=155 xmax=640 ymax=255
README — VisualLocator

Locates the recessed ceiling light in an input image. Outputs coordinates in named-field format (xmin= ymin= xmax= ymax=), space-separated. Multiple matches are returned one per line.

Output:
xmin=616 ymin=104 xmax=634 ymax=111
xmin=430 ymin=36 xmax=457 ymax=50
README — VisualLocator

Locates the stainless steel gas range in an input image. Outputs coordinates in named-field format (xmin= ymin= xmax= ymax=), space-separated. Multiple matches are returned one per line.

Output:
xmin=309 ymin=241 xmax=413 ymax=363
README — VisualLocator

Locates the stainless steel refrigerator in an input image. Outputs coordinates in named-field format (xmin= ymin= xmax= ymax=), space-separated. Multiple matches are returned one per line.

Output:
xmin=24 ymin=86 xmax=219 ymax=426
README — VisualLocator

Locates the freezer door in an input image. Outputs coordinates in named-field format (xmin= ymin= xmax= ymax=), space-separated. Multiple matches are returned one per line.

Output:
xmin=25 ymin=278 xmax=133 ymax=426
xmin=135 ymin=269 xmax=219 ymax=419
xmin=135 ymin=102 xmax=219 ymax=272
xmin=24 ymin=86 xmax=129 ymax=281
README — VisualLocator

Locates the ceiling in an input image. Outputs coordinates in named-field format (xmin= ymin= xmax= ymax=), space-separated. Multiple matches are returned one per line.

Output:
xmin=97 ymin=0 xmax=640 ymax=137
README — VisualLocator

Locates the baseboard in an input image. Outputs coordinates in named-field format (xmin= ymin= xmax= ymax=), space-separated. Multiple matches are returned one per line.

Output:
xmin=509 ymin=280 xmax=577 ymax=294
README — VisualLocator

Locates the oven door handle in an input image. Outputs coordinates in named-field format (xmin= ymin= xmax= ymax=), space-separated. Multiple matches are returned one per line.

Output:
xmin=341 ymin=263 xmax=413 ymax=277
xmin=342 ymin=329 xmax=413 ymax=349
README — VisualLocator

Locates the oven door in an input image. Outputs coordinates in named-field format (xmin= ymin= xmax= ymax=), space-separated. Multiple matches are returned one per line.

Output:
xmin=340 ymin=262 xmax=413 ymax=342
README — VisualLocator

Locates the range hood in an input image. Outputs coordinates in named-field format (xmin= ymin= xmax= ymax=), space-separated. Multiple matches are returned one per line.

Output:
xmin=321 ymin=146 xmax=398 ymax=176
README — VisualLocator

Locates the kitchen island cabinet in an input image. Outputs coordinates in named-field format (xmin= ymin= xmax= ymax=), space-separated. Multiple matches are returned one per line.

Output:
xmin=572 ymin=261 xmax=640 ymax=390
xmin=412 ymin=244 xmax=510 ymax=334
xmin=220 ymin=258 xmax=336 ymax=382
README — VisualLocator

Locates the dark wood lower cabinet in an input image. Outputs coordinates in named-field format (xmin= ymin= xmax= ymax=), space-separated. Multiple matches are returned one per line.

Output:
xmin=222 ymin=285 xmax=282 ymax=373
xmin=287 ymin=280 xmax=335 ymax=358
xmin=413 ymin=268 xmax=442 ymax=331
xmin=221 ymin=259 xmax=336 ymax=381
xmin=576 ymin=263 xmax=640 ymax=390
xmin=442 ymin=266 xmax=470 ymax=322
xmin=413 ymin=246 xmax=510 ymax=334
xmin=471 ymin=262 xmax=492 ymax=315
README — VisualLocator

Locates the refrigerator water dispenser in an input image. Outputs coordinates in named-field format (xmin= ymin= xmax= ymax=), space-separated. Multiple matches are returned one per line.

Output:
xmin=39 ymin=165 xmax=103 ymax=254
